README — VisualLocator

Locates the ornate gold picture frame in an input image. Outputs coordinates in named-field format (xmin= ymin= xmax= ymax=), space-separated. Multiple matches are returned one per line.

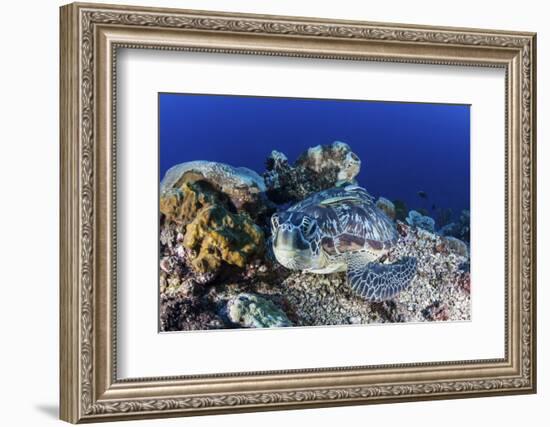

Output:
xmin=60 ymin=2 xmax=536 ymax=423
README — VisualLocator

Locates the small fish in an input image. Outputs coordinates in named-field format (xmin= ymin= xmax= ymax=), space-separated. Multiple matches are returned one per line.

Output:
xmin=417 ymin=191 xmax=428 ymax=199
xmin=431 ymin=204 xmax=437 ymax=210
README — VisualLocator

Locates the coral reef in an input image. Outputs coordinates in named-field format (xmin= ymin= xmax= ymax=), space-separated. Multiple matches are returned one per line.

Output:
xmin=263 ymin=141 xmax=360 ymax=203
xmin=439 ymin=209 xmax=470 ymax=242
xmin=443 ymin=236 xmax=469 ymax=257
xmin=183 ymin=205 xmax=264 ymax=273
xmin=159 ymin=144 xmax=471 ymax=331
xmin=160 ymin=293 xmax=225 ymax=331
xmin=161 ymin=160 xmax=271 ymax=220
xmin=160 ymin=180 xmax=265 ymax=275
xmin=160 ymin=181 xmax=222 ymax=223
xmin=258 ymin=222 xmax=469 ymax=326
xmin=392 ymin=199 xmax=408 ymax=222
xmin=435 ymin=207 xmax=453 ymax=229
xmin=227 ymin=293 xmax=292 ymax=328
xmin=416 ymin=207 xmax=430 ymax=217
xmin=422 ymin=301 xmax=450 ymax=321
xmin=383 ymin=223 xmax=470 ymax=322
xmin=298 ymin=141 xmax=361 ymax=184
xmin=376 ymin=197 xmax=396 ymax=220
xmin=406 ymin=210 xmax=436 ymax=232
xmin=160 ymin=221 xmax=470 ymax=330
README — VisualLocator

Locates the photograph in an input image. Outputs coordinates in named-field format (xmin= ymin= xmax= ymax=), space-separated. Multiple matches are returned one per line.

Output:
xmin=158 ymin=93 xmax=472 ymax=331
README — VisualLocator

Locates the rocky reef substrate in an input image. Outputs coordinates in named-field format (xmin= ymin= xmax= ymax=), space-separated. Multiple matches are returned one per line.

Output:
xmin=159 ymin=142 xmax=471 ymax=331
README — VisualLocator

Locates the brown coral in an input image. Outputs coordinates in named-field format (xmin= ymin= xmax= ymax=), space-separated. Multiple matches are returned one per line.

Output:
xmin=160 ymin=160 xmax=271 ymax=220
xmin=183 ymin=205 xmax=264 ymax=273
xmin=160 ymin=181 xmax=226 ymax=223
xmin=458 ymin=272 xmax=471 ymax=294
xmin=160 ymin=180 xmax=264 ymax=274
xmin=263 ymin=141 xmax=361 ymax=204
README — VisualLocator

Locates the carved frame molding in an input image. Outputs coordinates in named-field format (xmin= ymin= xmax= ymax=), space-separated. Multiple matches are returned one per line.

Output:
xmin=60 ymin=2 xmax=536 ymax=423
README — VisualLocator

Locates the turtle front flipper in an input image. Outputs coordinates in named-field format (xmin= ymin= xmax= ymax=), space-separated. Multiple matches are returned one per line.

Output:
xmin=346 ymin=255 xmax=417 ymax=301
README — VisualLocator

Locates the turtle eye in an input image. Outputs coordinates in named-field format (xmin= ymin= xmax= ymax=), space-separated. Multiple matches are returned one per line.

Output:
xmin=300 ymin=216 xmax=316 ymax=236
xmin=271 ymin=213 xmax=279 ymax=229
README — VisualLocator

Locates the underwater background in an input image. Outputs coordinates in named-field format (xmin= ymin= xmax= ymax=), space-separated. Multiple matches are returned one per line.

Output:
xmin=158 ymin=92 xmax=472 ymax=330
xmin=159 ymin=93 xmax=470 ymax=221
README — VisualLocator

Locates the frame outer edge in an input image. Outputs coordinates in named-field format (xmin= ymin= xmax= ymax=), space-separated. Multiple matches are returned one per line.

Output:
xmin=68 ymin=1 xmax=537 ymax=37
xmin=529 ymin=33 xmax=537 ymax=393
xmin=59 ymin=2 xmax=537 ymax=422
xmin=60 ymin=3 xmax=81 ymax=424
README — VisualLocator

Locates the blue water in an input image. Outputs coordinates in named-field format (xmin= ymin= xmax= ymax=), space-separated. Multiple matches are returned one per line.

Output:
xmin=159 ymin=93 xmax=470 ymax=221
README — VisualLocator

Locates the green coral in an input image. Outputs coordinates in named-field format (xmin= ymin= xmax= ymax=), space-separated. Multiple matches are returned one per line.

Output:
xmin=227 ymin=293 xmax=292 ymax=328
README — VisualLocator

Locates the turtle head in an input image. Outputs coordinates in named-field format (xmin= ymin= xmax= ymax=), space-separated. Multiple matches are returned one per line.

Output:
xmin=270 ymin=211 xmax=323 ymax=270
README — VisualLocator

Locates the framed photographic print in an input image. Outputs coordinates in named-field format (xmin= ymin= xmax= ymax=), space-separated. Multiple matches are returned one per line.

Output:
xmin=59 ymin=2 xmax=537 ymax=423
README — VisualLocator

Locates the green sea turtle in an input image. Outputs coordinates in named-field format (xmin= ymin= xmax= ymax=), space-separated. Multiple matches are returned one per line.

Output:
xmin=271 ymin=185 xmax=417 ymax=301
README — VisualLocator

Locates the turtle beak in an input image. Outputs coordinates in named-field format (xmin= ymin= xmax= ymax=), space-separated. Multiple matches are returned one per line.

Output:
xmin=274 ymin=228 xmax=310 ymax=252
